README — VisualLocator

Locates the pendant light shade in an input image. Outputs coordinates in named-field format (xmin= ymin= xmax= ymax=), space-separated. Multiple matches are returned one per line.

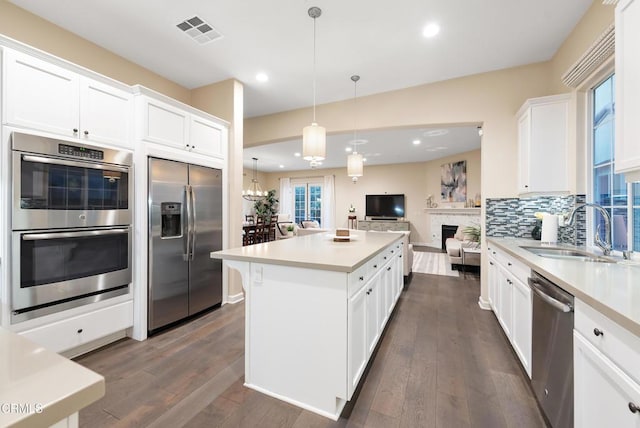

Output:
xmin=302 ymin=6 xmax=326 ymax=164
xmin=242 ymin=157 xmax=266 ymax=201
xmin=303 ymin=122 xmax=326 ymax=161
xmin=347 ymin=152 xmax=363 ymax=177
xmin=347 ymin=75 xmax=364 ymax=183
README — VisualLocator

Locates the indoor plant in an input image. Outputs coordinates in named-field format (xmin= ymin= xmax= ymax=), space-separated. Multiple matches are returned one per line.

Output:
xmin=463 ymin=224 xmax=481 ymax=244
xmin=253 ymin=189 xmax=279 ymax=219
xmin=286 ymin=224 xmax=295 ymax=236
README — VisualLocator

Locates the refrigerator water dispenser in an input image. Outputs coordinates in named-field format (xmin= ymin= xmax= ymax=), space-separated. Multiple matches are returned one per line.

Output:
xmin=161 ymin=202 xmax=182 ymax=238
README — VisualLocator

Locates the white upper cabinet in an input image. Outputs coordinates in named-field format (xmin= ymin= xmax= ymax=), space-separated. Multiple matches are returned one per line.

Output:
xmin=3 ymin=49 xmax=79 ymax=136
xmin=79 ymin=77 xmax=133 ymax=148
xmin=516 ymin=94 xmax=570 ymax=195
xmin=615 ymin=0 xmax=640 ymax=182
xmin=139 ymin=96 xmax=190 ymax=148
xmin=2 ymin=48 xmax=133 ymax=148
xmin=136 ymin=89 xmax=226 ymax=159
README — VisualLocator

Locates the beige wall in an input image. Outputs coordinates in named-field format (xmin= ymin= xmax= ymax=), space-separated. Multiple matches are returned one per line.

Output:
xmin=0 ymin=1 xmax=191 ymax=103
xmin=259 ymin=149 xmax=480 ymax=245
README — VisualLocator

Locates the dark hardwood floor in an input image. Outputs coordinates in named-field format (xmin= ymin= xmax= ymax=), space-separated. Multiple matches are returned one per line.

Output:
xmin=75 ymin=273 xmax=545 ymax=427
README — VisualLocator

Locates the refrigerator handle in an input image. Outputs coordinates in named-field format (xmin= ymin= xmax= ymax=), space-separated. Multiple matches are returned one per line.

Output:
xmin=190 ymin=185 xmax=197 ymax=261
xmin=183 ymin=185 xmax=191 ymax=262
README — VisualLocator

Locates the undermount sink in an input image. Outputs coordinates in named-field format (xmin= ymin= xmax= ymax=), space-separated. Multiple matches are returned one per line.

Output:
xmin=520 ymin=246 xmax=616 ymax=263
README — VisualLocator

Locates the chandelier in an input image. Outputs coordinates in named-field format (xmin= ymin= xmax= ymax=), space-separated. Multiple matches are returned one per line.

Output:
xmin=347 ymin=75 xmax=363 ymax=183
xmin=242 ymin=157 xmax=266 ymax=201
xmin=302 ymin=6 xmax=326 ymax=165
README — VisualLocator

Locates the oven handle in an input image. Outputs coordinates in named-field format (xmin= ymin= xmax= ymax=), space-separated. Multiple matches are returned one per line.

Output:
xmin=22 ymin=154 xmax=129 ymax=173
xmin=528 ymin=277 xmax=573 ymax=313
xmin=22 ymin=227 xmax=130 ymax=241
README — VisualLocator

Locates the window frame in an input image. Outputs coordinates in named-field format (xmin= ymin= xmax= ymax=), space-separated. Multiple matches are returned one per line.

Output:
xmin=584 ymin=61 xmax=636 ymax=254
xmin=290 ymin=177 xmax=324 ymax=226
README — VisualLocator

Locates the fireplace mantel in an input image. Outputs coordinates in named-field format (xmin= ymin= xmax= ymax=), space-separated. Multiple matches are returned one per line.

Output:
xmin=425 ymin=209 xmax=481 ymax=248
xmin=424 ymin=208 xmax=481 ymax=214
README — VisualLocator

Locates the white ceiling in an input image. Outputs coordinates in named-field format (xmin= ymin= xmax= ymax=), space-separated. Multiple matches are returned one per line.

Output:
xmin=9 ymin=0 xmax=592 ymax=172
xmin=10 ymin=0 xmax=592 ymax=119
xmin=244 ymin=125 xmax=481 ymax=172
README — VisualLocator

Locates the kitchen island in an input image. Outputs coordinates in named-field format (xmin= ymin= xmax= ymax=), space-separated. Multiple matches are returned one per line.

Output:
xmin=0 ymin=328 xmax=104 ymax=428
xmin=211 ymin=231 xmax=404 ymax=420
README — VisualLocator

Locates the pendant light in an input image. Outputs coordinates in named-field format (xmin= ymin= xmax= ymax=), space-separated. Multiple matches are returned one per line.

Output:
xmin=347 ymin=75 xmax=363 ymax=183
xmin=302 ymin=6 xmax=326 ymax=164
xmin=242 ymin=157 xmax=266 ymax=201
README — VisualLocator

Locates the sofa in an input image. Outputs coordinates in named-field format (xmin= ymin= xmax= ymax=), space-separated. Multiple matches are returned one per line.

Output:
xmin=445 ymin=226 xmax=480 ymax=268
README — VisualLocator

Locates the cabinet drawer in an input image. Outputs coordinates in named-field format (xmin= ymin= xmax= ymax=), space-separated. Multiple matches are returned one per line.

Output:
xmin=574 ymin=331 xmax=640 ymax=428
xmin=19 ymin=301 xmax=133 ymax=354
xmin=575 ymin=299 xmax=640 ymax=385
xmin=349 ymin=263 xmax=371 ymax=296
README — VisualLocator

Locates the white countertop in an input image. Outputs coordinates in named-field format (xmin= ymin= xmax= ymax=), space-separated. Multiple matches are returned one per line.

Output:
xmin=0 ymin=328 xmax=104 ymax=427
xmin=211 ymin=231 xmax=403 ymax=272
xmin=488 ymin=237 xmax=640 ymax=337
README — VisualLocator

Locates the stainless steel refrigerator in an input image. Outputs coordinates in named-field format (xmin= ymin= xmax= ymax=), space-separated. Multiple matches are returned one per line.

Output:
xmin=148 ymin=157 xmax=223 ymax=332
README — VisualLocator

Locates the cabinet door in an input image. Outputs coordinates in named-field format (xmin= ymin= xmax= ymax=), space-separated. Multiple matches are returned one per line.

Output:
xmin=517 ymin=95 xmax=570 ymax=194
xmin=191 ymin=116 xmax=223 ymax=158
xmin=366 ymin=274 xmax=380 ymax=356
xmin=380 ymin=265 xmax=391 ymax=328
xmin=511 ymin=276 xmax=532 ymax=377
xmin=497 ymin=267 xmax=513 ymax=339
xmin=517 ymin=111 xmax=531 ymax=193
xmin=347 ymin=284 xmax=368 ymax=398
xmin=140 ymin=97 xmax=189 ymax=149
xmin=79 ymin=77 xmax=133 ymax=148
xmin=574 ymin=332 xmax=640 ymax=428
xmin=488 ymin=257 xmax=499 ymax=311
xmin=3 ymin=49 xmax=79 ymax=136
xmin=615 ymin=0 xmax=640 ymax=179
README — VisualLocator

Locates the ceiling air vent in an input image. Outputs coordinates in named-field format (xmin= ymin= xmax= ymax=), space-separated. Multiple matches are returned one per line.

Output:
xmin=176 ymin=16 xmax=222 ymax=45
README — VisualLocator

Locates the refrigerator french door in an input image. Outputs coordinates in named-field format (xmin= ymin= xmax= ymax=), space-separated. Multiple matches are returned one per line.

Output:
xmin=148 ymin=157 xmax=223 ymax=332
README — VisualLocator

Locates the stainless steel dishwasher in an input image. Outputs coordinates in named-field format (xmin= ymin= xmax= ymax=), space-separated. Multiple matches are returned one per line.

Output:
xmin=529 ymin=271 xmax=574 ymax=428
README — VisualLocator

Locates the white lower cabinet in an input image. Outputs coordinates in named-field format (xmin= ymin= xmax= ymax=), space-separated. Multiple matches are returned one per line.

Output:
xmin=18 ymin=301 xmax=133 ymax=354
xmin=574 ymin=332 xmax=640 ymax=428
xmin=497 ymin=266 xmax=513 ymax=339
xmin=511 ymin=276 xmax=532 ymax=377
xmin=366 ymin=271 xmax=381 ymax=356
xmin=347 ymin=241 xmax=403 ymax=398
xmin=488 ymin=254 xmax=499 ymax=311
xmin=487 ymin=243 xmax=532 ymax=378
xmin=347 ymin=283 xmax=368 ymax=397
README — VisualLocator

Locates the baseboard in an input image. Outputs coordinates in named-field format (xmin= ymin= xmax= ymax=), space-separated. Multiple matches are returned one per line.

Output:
xmin=477 ymin=297 xmax=491 ymax=311
xmin=227 ymin=292 xmax=245 ymax=304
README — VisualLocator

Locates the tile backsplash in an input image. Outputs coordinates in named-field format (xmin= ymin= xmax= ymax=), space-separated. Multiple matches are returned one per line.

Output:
xmin=486 ymin=195 xmax=586 ymax=246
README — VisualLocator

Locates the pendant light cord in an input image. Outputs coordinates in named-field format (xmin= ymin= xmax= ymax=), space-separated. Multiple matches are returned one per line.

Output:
xmin=312 ymin=15 xmax=317 ymax=123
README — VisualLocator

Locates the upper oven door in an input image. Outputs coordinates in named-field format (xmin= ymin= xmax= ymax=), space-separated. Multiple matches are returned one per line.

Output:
xmin=13 ymin=150 xmax=131 ymax=230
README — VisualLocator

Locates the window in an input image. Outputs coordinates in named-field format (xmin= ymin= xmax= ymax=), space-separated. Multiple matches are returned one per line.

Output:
xmin=292 ymin=179 xmax=323 ymax=226
xmin=591 ymin=74 xmax=640 ymax=252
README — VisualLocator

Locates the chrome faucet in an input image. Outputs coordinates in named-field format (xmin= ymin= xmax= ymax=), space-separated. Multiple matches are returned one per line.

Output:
xmin=566 ymin=203 xmax=612 ymax=256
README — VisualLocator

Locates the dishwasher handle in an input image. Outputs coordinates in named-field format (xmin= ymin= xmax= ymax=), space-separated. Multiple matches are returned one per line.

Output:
xmin=528 ymin=277 xmax=573 ymax=313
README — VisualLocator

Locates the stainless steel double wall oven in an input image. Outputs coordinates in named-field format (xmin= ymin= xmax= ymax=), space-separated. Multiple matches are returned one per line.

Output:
xmin=11 ymin=132 xmax=133 ymax=322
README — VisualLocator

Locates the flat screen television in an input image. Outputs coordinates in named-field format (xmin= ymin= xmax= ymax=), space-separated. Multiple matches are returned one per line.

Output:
xmin=365 ymin=194 xmax=405 ymax=219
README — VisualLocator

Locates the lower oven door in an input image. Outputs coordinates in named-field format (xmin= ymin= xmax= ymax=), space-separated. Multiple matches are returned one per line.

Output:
xmin=12 ymin=226 xmax=132 ymax=321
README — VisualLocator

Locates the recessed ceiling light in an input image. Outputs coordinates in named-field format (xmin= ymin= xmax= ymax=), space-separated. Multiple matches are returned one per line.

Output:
xmin=256 ymin=72 xmax=269 ymax=82
xmin=279 ymin=164 xmax=284 ymax=168
xmin=294 ymin=152 xmax=301 ymax=157
xmin=423 ymin=22 xmax=440 ymax=38
xmin=412 ymin=139 xmax=421 ymax=145
xmin=363 ymin=158 xmax=367 ymax=162
xmin=423 ymin=128 xmax=449 ymax=137
xmin=345 ymin=147 xmax=353 ymax=152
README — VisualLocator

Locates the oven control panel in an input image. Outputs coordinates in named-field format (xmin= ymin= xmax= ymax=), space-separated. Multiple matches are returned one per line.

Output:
xmin=58 ymin=143 xmax=104 ymax=160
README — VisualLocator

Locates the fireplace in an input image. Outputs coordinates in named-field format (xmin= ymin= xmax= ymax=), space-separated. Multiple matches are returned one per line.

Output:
xmin=441 ymin=224 xmax=458 ymax=251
